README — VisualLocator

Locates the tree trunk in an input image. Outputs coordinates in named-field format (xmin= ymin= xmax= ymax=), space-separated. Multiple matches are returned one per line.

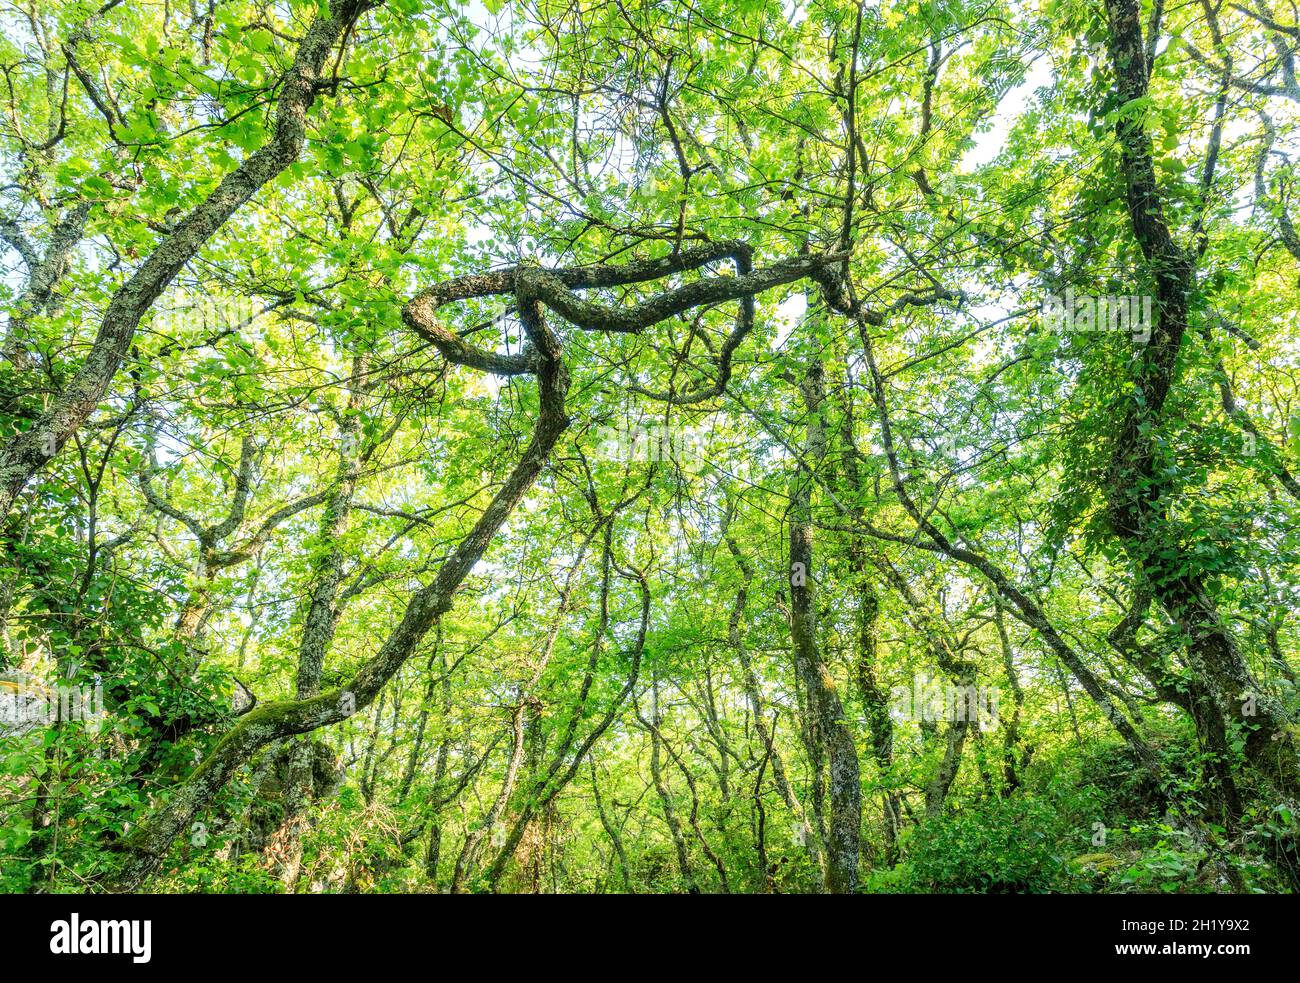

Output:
xmin=788 ymin=352 xmax=861 ymax=894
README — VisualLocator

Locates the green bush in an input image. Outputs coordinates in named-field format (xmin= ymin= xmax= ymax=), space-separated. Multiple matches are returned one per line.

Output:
xmin=895 ymin=797 xmax=1078 ymax=894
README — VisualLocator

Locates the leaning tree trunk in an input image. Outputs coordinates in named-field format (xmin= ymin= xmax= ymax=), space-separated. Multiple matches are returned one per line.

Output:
xmin=1102 ymin=0 xmax=1299 ymax=806
xmin=0 ymin=0 xmax=380 ymax=518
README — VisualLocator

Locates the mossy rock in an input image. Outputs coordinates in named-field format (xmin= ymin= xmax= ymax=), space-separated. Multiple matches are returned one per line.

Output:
xmin=1071 ymin=852 xmax=1122 ymax=873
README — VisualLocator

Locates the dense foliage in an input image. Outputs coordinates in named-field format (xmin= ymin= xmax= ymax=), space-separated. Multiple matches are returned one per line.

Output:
xmin=1 ymin=0 xmax=1298 ymax=894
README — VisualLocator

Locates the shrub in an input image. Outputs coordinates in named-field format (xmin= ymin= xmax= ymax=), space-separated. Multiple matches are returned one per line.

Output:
xmin=896 ymin=797 xmax=1078 ymax=894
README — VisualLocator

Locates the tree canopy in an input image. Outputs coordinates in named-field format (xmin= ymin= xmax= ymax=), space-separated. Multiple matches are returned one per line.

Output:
xmin=1 ymin=0 xmax=1299 ymax=895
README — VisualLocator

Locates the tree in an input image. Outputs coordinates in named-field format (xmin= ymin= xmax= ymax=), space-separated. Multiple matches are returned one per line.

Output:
xmin=2 ymin=0 xmax=1297 ymax=896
